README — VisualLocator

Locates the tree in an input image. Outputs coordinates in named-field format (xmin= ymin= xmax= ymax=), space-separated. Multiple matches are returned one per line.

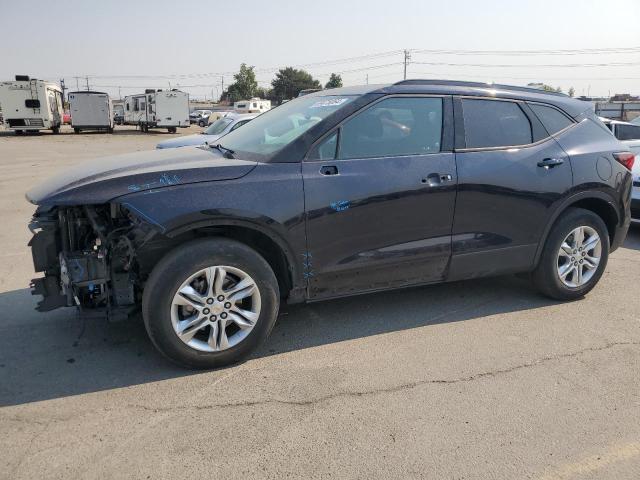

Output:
xmin=527 ymin=82 xmax=562 ymax=93
xmin=271 ymin=67 xmax=322 ymax=103
xmin=224 ymin=64 xmax=258 ymax=103
xmin=568 ymin=87 xmax=575 ymax=98
xmin=325 ymin=73 xmax=343 ymax=89
xmin=255 ymin=86 xmax=272 ymax=100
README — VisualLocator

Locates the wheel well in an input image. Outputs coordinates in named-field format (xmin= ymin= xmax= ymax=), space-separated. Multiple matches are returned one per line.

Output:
xmin=567 ymin=197 xmax=618 ymax=244
xmin=141 ymin=225 xmax=294 ymax=299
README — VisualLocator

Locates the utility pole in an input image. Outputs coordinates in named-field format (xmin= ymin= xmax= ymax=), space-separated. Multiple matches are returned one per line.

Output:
xmin=118 ymin=86 xmax=121 ymax=100
xmin=221 ymin=75 xmax=224 ymax=100
xmin=403 ymin=49 xmax=411 ymax=80
xmin=75 ymin=77 xmax=79 ymax=90
xmin=366 ymin=74 xmax=369 ymax=85
xmin=85 ymin=76 xmax=89 ymax=91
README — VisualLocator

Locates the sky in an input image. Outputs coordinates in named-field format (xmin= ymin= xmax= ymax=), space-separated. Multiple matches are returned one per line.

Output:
xmin=1 ymin=0 xmax=639 ymax=100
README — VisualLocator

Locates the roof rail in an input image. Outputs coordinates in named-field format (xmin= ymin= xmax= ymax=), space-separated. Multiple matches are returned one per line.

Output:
xmin=393 ymin=79 xmax=568 ymax=97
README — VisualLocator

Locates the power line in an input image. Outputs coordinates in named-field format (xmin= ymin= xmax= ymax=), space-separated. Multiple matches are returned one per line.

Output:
xmin=411 ymin=46 xmax=640 ymax=56
xmin=411 ymin=60 xmax=640 ymax=68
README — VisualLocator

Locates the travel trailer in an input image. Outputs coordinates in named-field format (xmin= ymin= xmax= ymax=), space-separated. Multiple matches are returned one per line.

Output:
xmin=68 ymin=91 xmax=114 ymax=133
xmin=233 ymin=98 xmax=271 ymax=114
xmin=123 ymin=89 xmax=189 ymax=132
xmin=0 ymin=75 xmax=63 ymax=134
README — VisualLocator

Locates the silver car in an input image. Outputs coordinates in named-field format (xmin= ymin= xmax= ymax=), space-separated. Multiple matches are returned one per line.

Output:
xmin=156 ymin=113 xmax=257 ymax=149
xmin=601 ymin=117 xmax=640 ymax=220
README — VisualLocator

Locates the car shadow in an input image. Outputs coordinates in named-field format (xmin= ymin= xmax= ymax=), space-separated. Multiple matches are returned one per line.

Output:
xmin=0 ymin=227 xmax=637 ymax=407
xmin=623 ymin=223 xmax=640 ymax=251
xmin=0 ymin=274 xmax=557 ymax=407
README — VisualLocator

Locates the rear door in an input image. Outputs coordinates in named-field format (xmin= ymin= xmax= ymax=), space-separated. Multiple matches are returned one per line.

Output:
xmin=302 ymin=95 xmax=457 ymax=299
xmin=448 ymin=97 xmax=573 ymax=280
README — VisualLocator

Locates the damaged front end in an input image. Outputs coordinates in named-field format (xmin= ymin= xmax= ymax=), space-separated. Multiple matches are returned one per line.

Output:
xmin=29 ymin=204 xmax=158 ymax=321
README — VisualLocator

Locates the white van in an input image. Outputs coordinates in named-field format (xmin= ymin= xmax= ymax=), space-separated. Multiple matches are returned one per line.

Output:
xmin=69 ymin=91 xmax=114 ymax=133
xmin=0 ymin=75 xmax=64 ymax=134
xmin=124 ymin=89 xmax=189 ymax=133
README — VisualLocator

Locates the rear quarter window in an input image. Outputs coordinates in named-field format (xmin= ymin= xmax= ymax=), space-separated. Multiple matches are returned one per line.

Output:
xmin=529 ymin=103 xmax=574 ymax=135
xmin=462 ymin=99 xmax=532 ymax=149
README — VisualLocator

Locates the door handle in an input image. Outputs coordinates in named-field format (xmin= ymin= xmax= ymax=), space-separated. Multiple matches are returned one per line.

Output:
xmin=422 ymin=173 xmax=452 ymax=186
xmin=537 ymin=158 xmax=564 ymax=169
xmin=320 ymin=165 xmax=339 ymax=176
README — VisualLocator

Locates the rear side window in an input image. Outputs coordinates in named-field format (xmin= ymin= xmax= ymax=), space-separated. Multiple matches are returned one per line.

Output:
xmin=339 ymin=97 xmax=443 ymax=159
xmin=462 ymin=99 xmax=532 ymax=148
xmin=529 ymin=103 xmax=573 ymax=135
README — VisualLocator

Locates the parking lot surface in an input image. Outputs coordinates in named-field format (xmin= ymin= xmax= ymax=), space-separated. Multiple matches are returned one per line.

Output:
xmin=1 ymin=126 xmax=639 ymax=479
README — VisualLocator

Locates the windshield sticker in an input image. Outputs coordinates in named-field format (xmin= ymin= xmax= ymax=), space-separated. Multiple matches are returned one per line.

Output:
xmin=310 ymin=98 xmax=350 ymax=109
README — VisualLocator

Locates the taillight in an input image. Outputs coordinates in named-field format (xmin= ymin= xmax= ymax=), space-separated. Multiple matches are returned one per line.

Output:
xmin=613 ymin=152 xmax=635 ymax=170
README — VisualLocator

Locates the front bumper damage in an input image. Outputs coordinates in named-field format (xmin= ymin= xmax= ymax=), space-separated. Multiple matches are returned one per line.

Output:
xmin=28 ymin=204 xmax=157 ymax=320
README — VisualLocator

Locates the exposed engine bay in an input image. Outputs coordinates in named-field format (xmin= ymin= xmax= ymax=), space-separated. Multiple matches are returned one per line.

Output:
xmin=29 ymin=204 xmax=158 ymax=320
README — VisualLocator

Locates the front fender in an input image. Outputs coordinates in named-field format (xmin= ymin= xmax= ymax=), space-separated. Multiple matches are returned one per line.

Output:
xmin=117 ymin=162 xmax=307 ymax=289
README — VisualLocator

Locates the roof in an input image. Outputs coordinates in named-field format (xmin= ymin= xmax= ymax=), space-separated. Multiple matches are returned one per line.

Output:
xmin=310 ymin=79 xmax=592 ymax=118
xmin=68 ymin=91 xmax=109 ymax=96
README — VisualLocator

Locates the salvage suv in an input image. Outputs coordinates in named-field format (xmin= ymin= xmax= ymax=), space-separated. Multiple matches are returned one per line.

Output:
xmin=27 ymin=80 xmax=634 ymax=368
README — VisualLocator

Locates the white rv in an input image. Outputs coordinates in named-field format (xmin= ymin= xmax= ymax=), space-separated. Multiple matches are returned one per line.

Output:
xmin=124 ymin=89 xmax=189 ymax=132
xmin=233 ymin=98 xmax=271 ymax=114
xmin=0 ymin=75 xmax=64 ymax=134
xmin=68 ymin=91 xmax=114 ymax=133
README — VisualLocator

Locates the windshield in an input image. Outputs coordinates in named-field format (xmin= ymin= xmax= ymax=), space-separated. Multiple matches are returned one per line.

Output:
xmin=218 ymin=95 xmax=357 ymax=157
xmin=205 ymin=117 xmax=233 ymax=135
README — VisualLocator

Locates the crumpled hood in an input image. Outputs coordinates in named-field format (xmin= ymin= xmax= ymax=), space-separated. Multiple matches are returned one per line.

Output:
xmin=26 ymin=146 xmax=257 ymax=206
xmin=156 ymin=133 xmax=213 ymax=149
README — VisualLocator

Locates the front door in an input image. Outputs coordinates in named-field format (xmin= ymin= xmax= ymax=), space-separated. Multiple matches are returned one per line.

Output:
xmin=302 ymin=95 xmax=457 ymax=299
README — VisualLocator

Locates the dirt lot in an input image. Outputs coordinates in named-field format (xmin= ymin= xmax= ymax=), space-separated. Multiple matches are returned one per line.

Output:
xmin=1 ymin=125 xmax=639 ymax=479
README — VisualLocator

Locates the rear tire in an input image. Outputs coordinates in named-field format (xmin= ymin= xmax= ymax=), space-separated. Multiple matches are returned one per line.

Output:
xmin=168 ymin=127 xmax=177 ymax=133
xmin=532 ymin=208 xmax=609 ymax=300
xmin=74 ymin=128 xmax=80 ymax=134
xmin=142 ymin=238 xmax=280 ymax=369
xmin=15 ymin=130 xmax=23 ymax=135
xmin=52 ymin=126 xmax=60 ymax=134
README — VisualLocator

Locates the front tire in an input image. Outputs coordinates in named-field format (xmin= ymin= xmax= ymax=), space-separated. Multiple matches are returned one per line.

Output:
xmin=532 ymin=208 xmax=609 ymax=300
xmin=142 ymin=238 xmax=280 ymax=369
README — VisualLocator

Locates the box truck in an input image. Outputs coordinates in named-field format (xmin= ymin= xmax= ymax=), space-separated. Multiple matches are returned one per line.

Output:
xmin=0 ymin=75 xmax=64 ymax=134
xmin=69 ymin=91 xmax=114 ymax=133
xmin=123 ymin=89 xmax=189 ymax=132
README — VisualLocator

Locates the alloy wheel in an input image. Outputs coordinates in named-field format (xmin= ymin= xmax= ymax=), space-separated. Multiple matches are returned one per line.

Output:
xmin=170 ymin=266 xmax=261 ymax=352
xmin=556 ymin=226 xmax=602 ymax=288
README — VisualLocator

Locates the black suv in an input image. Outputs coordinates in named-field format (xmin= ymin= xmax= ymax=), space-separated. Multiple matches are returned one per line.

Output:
xmin=27 ymin=80 xmax=634 ymax=368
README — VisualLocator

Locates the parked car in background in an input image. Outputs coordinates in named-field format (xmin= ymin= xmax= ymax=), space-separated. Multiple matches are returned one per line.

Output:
xmin=600 ymin=117 xmax=640 ymax=220
xmin=205 ymin=111 xmax=228 ymax=126
xmin=26 ymin=81 xmax=634 ymax=368
xmin=189 ymin=109 xmax=212 ymax=126
xmin=156 ymin=112 xmax=256 ymax=149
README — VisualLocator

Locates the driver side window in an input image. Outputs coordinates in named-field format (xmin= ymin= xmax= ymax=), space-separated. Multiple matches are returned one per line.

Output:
xmin=307 ymin=97 xmax=443 ymax=161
